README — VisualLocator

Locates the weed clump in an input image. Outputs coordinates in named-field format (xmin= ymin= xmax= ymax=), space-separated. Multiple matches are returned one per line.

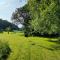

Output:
xmin=0 ymin=41 xmax=11 ymax=60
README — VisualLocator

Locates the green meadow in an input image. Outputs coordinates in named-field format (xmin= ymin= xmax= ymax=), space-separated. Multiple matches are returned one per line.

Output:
xmin=0 ymin=32 xmax=60 ymax=60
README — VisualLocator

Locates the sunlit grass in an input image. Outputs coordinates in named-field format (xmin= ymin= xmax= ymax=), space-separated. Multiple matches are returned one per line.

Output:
xmin=0 ymin=32 xmax=60 ymax=60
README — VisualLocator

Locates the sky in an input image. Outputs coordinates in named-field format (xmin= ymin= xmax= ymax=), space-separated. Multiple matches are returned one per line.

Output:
xmin=0 ymin=0 xmax=27 ymax=22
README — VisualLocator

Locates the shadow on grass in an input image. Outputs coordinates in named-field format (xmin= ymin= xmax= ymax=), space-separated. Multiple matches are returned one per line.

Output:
xmin=48 ymin=39 xmax=60 ymax=50
xmin=37 ymin=45 xmax=55 ymax=51
xmin=32 ymin=33 xmax=60 ymax=38
xmin=29 ymin=40 xmax=55 ymax=51
xmin=28 ymin=39 xmax=60 ymax=51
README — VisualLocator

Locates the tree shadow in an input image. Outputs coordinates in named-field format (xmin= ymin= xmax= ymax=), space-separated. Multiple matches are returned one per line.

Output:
xmin=29 ymin=40 xmax=55 ymax=51
xmin=32 ymin=32 xmax=59 ymax=38
xmin=48 ymin=39 xmax=60 ymax=50
xmin=38 ymin=45 xmax=54 ymax=51
xmin=29 ymin=39 xmax=60 ymax=51
xmin=48 ymin=39 xmax=60 ymax=44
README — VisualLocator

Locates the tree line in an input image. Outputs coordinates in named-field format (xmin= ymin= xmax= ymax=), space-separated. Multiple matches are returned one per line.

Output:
xmin=0 ymin=19 xmax=19 ymax=32
xmin=12 ymin=0 xmax=60 ymax=37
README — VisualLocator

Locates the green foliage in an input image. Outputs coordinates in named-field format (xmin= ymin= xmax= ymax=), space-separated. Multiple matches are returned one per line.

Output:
xmin=0 ymin=19 xmax=19 ymax=32
xmin=28 ymin=0 xmax=60 ymax=35
xmin=6 ymin=26 xmax=11 ymax=34
xmin=12 ymin=0 xmax=60 ymax=36
xmin=0 ymin=41 xmax=11 ymax=60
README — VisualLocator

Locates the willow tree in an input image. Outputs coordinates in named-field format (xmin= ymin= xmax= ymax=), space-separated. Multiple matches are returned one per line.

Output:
xmin=28 ymin=0 xmax=60 ymax=36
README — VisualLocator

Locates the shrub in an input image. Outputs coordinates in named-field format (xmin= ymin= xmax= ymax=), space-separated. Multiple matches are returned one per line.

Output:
xmin=0 ymin=41 xmax=11 ymax=60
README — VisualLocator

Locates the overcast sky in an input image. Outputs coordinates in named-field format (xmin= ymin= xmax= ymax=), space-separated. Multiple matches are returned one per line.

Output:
xmin=0 ymin=0 xmax=27 ymax=22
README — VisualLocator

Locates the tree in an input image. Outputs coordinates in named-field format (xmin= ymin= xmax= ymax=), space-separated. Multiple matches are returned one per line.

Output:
xmin=0 ymin=19 xmax=19 ymax=32
xmin=28 ymin=0 xmax=60 ymax=36
xmin=12 ymin=0 xmax=60 ymax=37
xmin=12 ymin=4 xmax=31 ymax=37
xmin=6 ymin=26 xmax=11 ymax=34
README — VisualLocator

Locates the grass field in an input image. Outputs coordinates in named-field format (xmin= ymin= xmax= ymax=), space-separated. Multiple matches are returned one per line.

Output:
xmin=0 ymin=32 xmax=60 ymax=60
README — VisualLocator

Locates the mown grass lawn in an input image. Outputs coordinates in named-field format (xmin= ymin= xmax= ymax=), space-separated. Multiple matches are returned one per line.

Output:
xmin=0 ymin=32 xmax=60 ymax=60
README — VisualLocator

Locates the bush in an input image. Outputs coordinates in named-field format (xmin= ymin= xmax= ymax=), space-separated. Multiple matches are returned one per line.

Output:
xmin=0 ymin=41 xmax=11 ymax=60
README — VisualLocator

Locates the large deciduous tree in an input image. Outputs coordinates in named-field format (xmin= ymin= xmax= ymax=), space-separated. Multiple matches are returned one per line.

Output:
xmin=12 ymin=4 xmax=31 ymax=37
xmin=28 ymin=0 xmax=60 ymax=36
xmin=12 ymin=0 xmax=60 ymax=37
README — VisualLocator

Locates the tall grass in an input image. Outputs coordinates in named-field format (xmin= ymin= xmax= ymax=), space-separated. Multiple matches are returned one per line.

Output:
xmin=0 ymin=32 xmax=60 ymax=60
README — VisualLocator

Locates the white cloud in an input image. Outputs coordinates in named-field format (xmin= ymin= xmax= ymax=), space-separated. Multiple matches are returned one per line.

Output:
xmin=0 ymin=0 xmax=27 ymax=22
